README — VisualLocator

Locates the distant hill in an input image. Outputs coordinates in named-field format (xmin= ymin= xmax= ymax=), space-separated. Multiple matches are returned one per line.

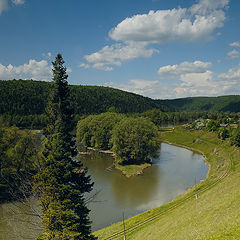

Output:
xmin=158 ymin=95 xmax=240 ymax=112
xmin=1 ymin=80 xmax=239 ymax=118
xmin=0 ymin=80 xmax=171 ymax=116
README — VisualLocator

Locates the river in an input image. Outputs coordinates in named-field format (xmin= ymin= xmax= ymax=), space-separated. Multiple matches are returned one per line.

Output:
xmin=0 ymin=143 xmax=208 ymax=239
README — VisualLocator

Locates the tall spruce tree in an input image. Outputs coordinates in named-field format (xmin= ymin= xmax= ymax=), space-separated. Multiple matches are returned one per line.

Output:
xmin=35 ymin=54 xmax=96 ymax=240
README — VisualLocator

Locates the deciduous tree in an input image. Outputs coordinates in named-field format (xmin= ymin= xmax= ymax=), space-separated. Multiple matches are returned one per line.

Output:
xmin=111 ymin=117 xmax=160 ymax=164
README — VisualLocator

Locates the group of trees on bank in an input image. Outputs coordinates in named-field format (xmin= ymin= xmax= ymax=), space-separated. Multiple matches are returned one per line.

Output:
xmin=76 ymin=112 xmax=160 ymax=164
xmin=0 ymin=126 xmax=38 ymax=202
xmin=207 ymin=120 xmax=240 ymax=146
xmin=140 ymin=109 xmax=240 ymax=128
xmin=111 ymin=118 xmax=160 ymax=164
xmin=76 ymin=108 xmax=240 ymax=164
xmin=188 ymin=117 xmax=240 ymax=147
xmin=76 ymin=112 xmax=124 ymax=150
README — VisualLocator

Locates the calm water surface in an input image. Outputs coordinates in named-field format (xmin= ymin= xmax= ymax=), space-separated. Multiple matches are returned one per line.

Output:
xmin=0 ymin=143 xmax=208 ymax=239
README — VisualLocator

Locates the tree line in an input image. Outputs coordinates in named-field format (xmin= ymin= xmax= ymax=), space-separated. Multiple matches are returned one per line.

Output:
xmin=140 ymin=109 xmax=240 ymax=128
xmin=158 ymin=95 xmax=240 ymax=112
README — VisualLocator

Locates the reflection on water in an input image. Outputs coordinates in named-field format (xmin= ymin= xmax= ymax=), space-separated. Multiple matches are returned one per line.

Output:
xmin=111 ymin=165 xmax=160 ymax=207
xmin=0 ymin=143 xmax=208 ymax=238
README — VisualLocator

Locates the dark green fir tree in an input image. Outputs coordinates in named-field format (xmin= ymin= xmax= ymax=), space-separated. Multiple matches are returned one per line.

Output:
xmin=35 ymin=54 xmax=96 ymax=240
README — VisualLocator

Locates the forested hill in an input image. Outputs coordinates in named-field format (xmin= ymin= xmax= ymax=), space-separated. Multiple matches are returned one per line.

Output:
xmin=0 ymin=80 xmax=171 ymax=116
xmin=1 ymin=80 xmax=240 ymax=118
xmin=158 ymin=95 xmax=240 ymax=112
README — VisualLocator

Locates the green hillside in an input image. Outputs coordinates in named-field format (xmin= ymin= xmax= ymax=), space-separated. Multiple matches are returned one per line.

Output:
xmin=0 ymin=80 xmax=170 ymax=116
xmin=1 ymin=80 xmax=240 ymax=121
xmin=158 ymin=95 xmax=240 ymax=112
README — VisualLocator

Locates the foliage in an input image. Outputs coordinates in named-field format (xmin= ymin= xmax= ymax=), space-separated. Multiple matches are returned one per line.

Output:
xmin=230 ymin=126 xmax=240 ymax=147
xmin=111 ymin=117 xmax=161 ymax=164
xmin=76 ymin=112 xmax=124 ymax=150
xmin=141 ymin=109 xmax=240 ymax=129
xmin=141 ymin=109 xmax=208 ymax=126
xmin=34 ymin=54 xmax=95 ymax=240
xmin=207 ymin=120 xmax=220 ymax=131
xmin=217 ymin=128 xmax=230 ymax=140
xmin=0 ymin=113 xmax=47 ymax=129
xmin=0 ymin=126 xmax=37 ymax=202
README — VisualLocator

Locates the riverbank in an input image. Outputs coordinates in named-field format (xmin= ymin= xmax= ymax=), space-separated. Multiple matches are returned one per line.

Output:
xmin=94 ymin=126 xmax=240 ymax=240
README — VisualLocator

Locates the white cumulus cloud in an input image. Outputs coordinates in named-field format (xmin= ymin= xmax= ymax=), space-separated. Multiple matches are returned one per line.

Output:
xmin=110 ymin=0 xmax=228 ymax=43
xmin=227 ymin=49 xmax=239 ymax=59
xmin=189 ymin=0 xmax=229 ymax=15
xmin=229 ymin=41 xmax=240 ymax=47
xmin=157 ymin=60 xmax=216 ymax=97
xmin=42 ymin=52 xmax=52 ymax=59
xmin=109 ymin=60 xmax=240 ymax=99
xmin=12 ymin=0 xmax=25 ymax=5
xmin=219 ymin=65 xmax=240 ymax=81
xmin=157 ymin=61 xmax=212 ymax=77
xmin=81 ymin=42 xmax=158 ymax=71
xmin=0 ymin=59 xmax=52 ymax=81
xmin=157 ymin=61 xmax=240 ymax=98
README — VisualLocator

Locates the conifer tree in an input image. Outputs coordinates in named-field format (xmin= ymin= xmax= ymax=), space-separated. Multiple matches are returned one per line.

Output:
xmin=35 ymin=54 xmax=96 ymax=240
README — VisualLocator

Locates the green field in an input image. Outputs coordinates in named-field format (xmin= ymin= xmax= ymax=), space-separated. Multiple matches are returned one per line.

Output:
xmin=94 ymin=126 xmax=240 ymax=240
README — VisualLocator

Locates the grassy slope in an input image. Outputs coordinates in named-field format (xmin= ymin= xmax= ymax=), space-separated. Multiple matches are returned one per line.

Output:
xmin=94 ymin=127 xmax=240 ymax=240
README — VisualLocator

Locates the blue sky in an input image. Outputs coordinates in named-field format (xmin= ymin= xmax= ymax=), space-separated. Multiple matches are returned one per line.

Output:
xmin=0 ymin=0 xmax=240 ymax=99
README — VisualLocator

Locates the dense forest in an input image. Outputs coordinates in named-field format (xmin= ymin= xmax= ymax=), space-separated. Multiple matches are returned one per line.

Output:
xmin=0 ymin=79 xmax=171 ymax=116
xmin=159 ymin=95 xmax=240 ymax=112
